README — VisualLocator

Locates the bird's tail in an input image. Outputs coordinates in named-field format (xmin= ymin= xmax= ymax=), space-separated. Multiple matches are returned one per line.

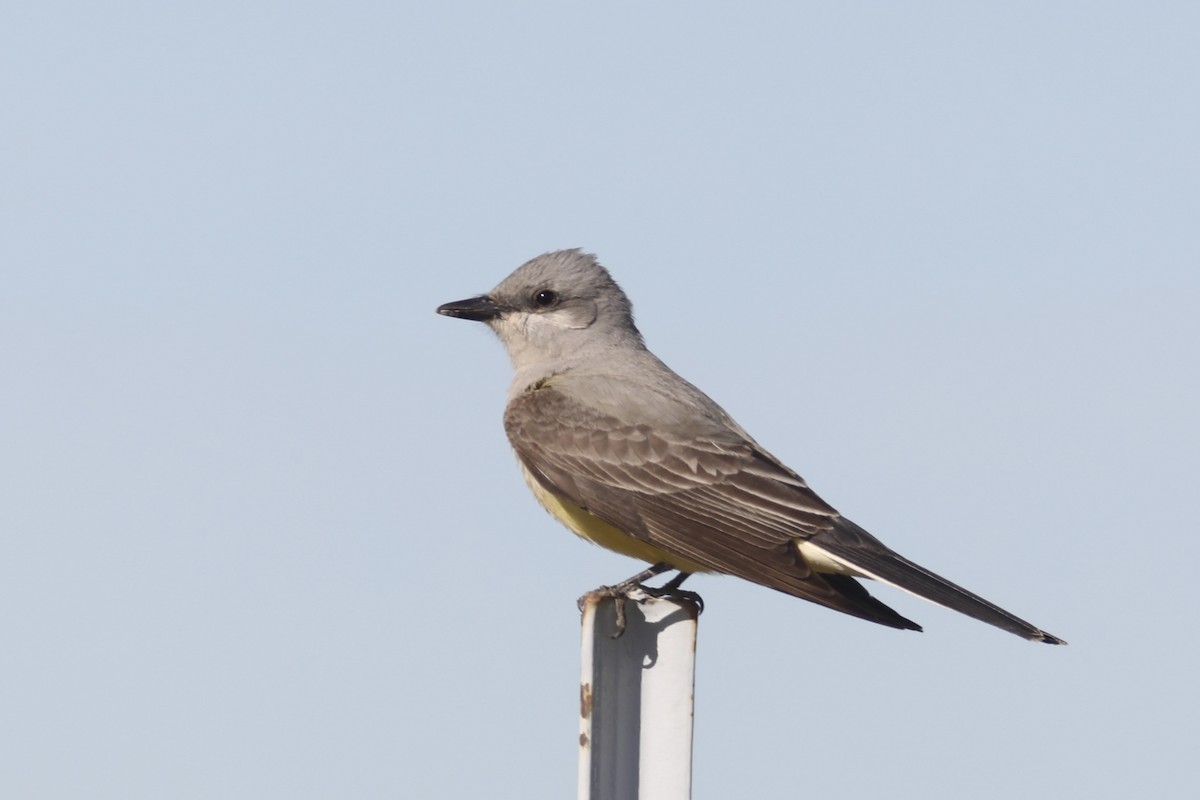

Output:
xmin=803 ymin=519 xmax=1066 ymax=644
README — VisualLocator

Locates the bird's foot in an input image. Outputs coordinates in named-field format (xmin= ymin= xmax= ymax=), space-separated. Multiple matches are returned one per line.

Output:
xmin=577 ymin=563 xmax=702 ymax=637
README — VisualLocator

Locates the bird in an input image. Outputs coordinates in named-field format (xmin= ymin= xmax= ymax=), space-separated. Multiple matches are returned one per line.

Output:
xmin=436 ymin=249 xmax=1065 ymax=644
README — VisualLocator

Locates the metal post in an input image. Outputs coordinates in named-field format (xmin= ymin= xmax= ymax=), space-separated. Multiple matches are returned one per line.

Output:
xmin=578 ymin=589 xmax=699 ymax=800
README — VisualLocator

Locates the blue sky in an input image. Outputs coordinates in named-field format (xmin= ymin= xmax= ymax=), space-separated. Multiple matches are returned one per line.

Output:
xmin=3 ymin=3 xmax=1197 ymax=798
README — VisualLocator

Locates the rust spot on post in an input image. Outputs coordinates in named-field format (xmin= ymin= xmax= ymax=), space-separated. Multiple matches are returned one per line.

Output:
xmin=580 ymin=682 xmax=593 ymax=718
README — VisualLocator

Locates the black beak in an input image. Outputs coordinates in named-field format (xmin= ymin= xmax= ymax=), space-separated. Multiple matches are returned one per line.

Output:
xmin=436 ymin=295 xmax=505 ymax=322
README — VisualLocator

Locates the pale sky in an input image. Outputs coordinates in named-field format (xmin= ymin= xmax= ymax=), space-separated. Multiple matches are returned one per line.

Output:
xmin=3 ymin=3 xmax=1197 ymax=798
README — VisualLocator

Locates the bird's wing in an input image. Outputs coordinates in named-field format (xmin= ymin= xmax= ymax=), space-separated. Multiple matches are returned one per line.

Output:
xmin=504 ymin=385 xmax=920 ymax=630
xmin=505 ymin=384 xmax=1065 ymax=643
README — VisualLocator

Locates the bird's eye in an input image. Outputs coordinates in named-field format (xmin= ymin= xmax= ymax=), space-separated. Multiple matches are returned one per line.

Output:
xmin=533 ymin=289 xmax=559 ymax=308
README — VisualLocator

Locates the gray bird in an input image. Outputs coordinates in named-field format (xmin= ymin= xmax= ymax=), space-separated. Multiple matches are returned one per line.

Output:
xmin=438 ymin=249 xmax=1065 ymax=644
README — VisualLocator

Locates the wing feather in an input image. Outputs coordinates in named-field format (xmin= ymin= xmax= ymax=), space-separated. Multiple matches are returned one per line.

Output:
xmin=504 ymin=385 xmax=920 ymax=630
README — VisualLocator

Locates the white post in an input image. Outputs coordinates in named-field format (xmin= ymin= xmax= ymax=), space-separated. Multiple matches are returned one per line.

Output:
xmin=578 ymin=589 xmax=699 ymax=800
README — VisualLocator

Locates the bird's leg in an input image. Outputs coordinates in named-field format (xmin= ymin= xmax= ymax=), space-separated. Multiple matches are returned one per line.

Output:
xmin=578 ymin=563 xmax=702 ymax=637
xmin=613 ymin=562 xmax=674 ymax=590
xmin=657 ymin=571 xmax=690 ymax=593
xmin=577 ymin=562 xmax=673 ymax=607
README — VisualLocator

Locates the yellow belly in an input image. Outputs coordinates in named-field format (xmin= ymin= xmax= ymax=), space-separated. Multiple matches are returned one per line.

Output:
xmin=519 ymin=464 xmax=711 ymax=574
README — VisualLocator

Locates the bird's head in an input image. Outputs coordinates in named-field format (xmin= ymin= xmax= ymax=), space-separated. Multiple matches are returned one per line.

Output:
xmin=437 ymin=249 xmax=644 ymax=370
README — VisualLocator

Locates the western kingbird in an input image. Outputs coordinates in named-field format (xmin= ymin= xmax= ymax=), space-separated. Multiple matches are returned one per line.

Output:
xmin=437 ymin=249 xmax=1064 ymax=644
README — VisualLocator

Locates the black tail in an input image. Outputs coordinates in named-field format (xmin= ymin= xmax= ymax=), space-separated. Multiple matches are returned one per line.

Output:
xmin=807 ymin=518 xmax=1066 ymax=644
